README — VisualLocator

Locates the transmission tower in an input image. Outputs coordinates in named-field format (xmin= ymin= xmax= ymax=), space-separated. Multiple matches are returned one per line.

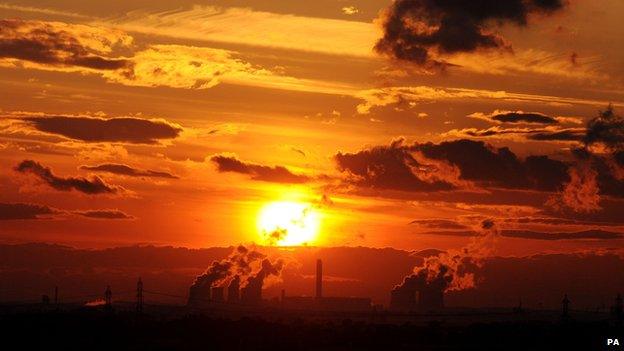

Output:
xmin=136 ymin=277 xmax=144 ymax=313
xmin=105 ymin=285 xmax=112 ymax=311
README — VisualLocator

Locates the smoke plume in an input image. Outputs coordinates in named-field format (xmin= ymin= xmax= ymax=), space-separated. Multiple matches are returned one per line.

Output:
xmin=394 ymin=219 xmax=499 ymax=294
xmin=548 ymin=161 xmax=601 ymax=213
xmin=242 ymin=258 xmax=284 ymax=293
xmin=548 ymin=106 xmax=624 ymax=213
xmin=190 ymin=245 xmax=284 ymax=298
xmin=191 ymin=245 xmax=265 ymax=290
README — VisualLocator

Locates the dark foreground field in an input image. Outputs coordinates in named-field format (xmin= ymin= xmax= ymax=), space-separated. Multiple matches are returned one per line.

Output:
xmin=1 ymin=307 xmax=622 ymax=350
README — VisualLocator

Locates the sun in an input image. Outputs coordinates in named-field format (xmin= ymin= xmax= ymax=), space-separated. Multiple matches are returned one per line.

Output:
xmin=257 ymin=201 xmax=320 ymax=246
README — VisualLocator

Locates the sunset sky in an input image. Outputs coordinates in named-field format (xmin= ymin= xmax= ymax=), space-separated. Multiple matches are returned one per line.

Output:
xmin=1 ymin=0 xmax=623 ymax=255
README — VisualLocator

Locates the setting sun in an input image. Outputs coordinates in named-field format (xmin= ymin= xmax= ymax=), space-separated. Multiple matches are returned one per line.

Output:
xmin=257 ymin=201 xmax=320 ymax=246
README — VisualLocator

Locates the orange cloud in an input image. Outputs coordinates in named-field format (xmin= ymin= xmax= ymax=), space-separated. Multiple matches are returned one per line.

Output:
xmin=102 ymin=44 xmax=350 ymax=93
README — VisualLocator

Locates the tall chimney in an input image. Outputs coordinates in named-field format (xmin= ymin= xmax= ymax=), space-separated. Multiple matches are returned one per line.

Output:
xmin=316 ymin=259 xmax=323 ymax=299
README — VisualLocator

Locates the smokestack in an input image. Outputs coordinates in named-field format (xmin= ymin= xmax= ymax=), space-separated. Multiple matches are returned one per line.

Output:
xmin=316 ymin=259 xmax=322 ymax=299
xmin=211 ymin=287 xmax=225 ymax=302
xmin=188 ymin=281 xmax=212 ymax=306
xmin=240 ymin=258 xmax=282 ymax=305
xmin=227 ymin=276 xmax=240 ymax=303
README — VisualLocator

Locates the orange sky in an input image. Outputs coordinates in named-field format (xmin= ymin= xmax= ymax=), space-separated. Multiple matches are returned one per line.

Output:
xmin=1 ymin=0 xmax=623 ymax=255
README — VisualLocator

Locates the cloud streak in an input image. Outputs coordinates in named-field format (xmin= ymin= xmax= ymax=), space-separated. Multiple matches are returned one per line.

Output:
xmin=468 ymin=110 xmax=559 ymax=125
xmin=0 ymin=202 xmax=134 ymax=220
xmin=444 ymin=126 xmax=586 ymax=142
xmin=73 ymin=210 xmax=134 ymax=220
xmin=80 ymin=164 xmax=178 ymax=179
xmin=354 ymin=86 xmax=623 ymax=114
xmin=211 ymin=155 xmax=309 ymax=183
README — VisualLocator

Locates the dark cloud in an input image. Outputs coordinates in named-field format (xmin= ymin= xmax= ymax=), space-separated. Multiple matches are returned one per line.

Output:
xmin=415 ymin=139 xmax=569 ymax=191
xmin=492 ymin=112 xmax=557 ymax=124
xmin=472 ymin=111 xmax=559 ymax=124
xmin=73 ymin=210 xmax=133 ymax=220
xmin=338 ymin=138 xmax=624 ymax=198
xmin=584 ymin=105 xmax=624 ymax=151
xmin=291 ymin=147 xmax=306 ymax=157
xmin=336 ymin=139 xmax=570 ymax=192
xmin=375 ymin=0 xmax=566 ymax=67
xmin=458 ymin=127 xmax=531 ymax=137
xmin=22 ymin=116 xmax=182 ymax=144
xmin=451 ymin=126 xmax=586 ymax=141
xmin=570 ymin=52 xmax=578 ymax=66
xmin=334 ymin=139 xmax=456 ymax=192
xmin=0 ymin=19 xmax=131 ymax=70
xmin=211 ymin=155 xmax=309 ymax=183
xmin=528 ymin=130 xmax=585 ymax=141
xmin=425 ymin=229 xmax=623 ymax=240
xmin=0 ymin=202 xmax=58 ymax=220
xmin=15 ymin=160 xmax=120 ymax=195
xmin=80 ymin=163 xmax=179 ymax=179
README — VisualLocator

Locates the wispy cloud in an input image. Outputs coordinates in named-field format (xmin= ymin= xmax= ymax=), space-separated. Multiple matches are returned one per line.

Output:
xmin=102 ymin=44 xmax=354 ymax=94
xmin=0 ymin=3 xmax=92 ymax=19
xmin=104 ymin=6 xmax=378 ymax=58
xmin=355 ymin=86 xmax=624 ymax=114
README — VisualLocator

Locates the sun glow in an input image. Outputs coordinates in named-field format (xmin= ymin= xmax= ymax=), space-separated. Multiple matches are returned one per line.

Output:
xmin=257 ymin=201 xmax=320 ymax=246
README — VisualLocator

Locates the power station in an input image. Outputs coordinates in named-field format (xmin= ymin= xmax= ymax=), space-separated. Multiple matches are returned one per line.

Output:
xmin=389 ymin=284 xmax=444 ymax=312
xmin=187 ymin=258 xmax=372 ymax=312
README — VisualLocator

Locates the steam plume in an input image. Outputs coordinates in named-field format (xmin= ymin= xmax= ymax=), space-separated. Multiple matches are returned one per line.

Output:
xmin=191 ymin=245 xmax=266 ymax=291
xmin=394 ymin=219 xmax=499 ymax=295
xmin=189 ymin=245 xmax=284 ymax=305
xmin=548 ymin=106 xmax=624 ymax=213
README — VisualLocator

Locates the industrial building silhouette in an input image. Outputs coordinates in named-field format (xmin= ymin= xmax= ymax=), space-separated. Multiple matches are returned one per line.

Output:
xmin=187 ymin=259 xmax=372 ymax=312
xmin=389 ymin=283 xmax=444 ymax=312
